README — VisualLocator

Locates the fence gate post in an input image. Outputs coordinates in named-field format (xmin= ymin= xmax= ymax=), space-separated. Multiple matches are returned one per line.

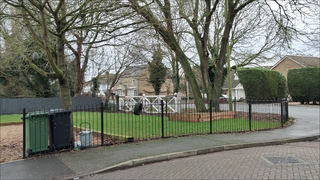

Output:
xmin=161 ymin=100 xmax=164 ymax=138
xmin=101 ymin=103 xmax=104 ymax=146
xmin=166 ymin=99 xmax=168 ymax=117
xmin=285 ymin=101 xmax=289 ymax=123
xmin=210 ymin=100 xmax=212 ymax=134
xmin=23 ymin=108 xmax=26 ymax=159
xmin=281 ymin=101 xmax=284 ymax=128
xmin=116 ymin=95 xmax=119 ymax=112
xmin=249 ymin=103 xmax=252 ymax=131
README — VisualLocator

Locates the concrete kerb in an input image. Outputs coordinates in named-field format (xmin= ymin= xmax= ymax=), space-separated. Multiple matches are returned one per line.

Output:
xmin=64 ymin=135 xmax=320 ymax=180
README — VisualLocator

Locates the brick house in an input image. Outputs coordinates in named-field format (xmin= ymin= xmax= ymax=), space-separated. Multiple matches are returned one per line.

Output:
xmin=270 ymin=55 xmax=320 ymax=80
xmin=113 ymin=65 xmax=174 ymax=96
xmin=82 ymin=73 xmax=116 ymax=97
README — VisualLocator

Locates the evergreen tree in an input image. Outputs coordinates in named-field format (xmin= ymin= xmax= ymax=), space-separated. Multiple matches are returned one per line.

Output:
xmin=148 ymin=48 xmax=167 ymax=95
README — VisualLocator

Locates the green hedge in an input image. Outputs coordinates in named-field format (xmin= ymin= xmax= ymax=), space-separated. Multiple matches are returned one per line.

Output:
xmin=237 ymin=68 xmax=286 ymax=100
xmin=287 ymin=67 xmax=320 ymax=103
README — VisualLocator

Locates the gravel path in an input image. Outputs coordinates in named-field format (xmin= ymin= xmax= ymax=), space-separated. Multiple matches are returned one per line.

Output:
xmin=0 ymin=125 xmax=23 ymax=163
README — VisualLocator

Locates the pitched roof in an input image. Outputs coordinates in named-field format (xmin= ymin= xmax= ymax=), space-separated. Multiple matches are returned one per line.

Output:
xmin=222 ymin=71 xmax=240 ymax=89
xmin=121 ymin=65 xmax=148 ymax=77
xmin=271 ymin=55 xmax=320 ymax=69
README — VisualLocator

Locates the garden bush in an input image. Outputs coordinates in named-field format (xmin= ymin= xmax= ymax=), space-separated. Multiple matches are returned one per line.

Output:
xmin=237 ymin=68 xmax=286 ymax=101
xmin=287 ymin=67 xmax=320 ymax=104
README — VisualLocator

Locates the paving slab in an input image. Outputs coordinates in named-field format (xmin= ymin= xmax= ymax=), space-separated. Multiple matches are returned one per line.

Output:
xmin=84 ymin=141 xmax=320 ymax=180
xmin=0 ymin=156 xmax=74 ymax=179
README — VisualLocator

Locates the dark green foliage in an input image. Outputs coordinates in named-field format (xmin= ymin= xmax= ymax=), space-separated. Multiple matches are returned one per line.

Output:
xmin=0 ymin=65 xmax=25 ymax=97
xmin=23 ymin=41 xmax=58 ymax=97
xmin=209 ymin=66 xmax=227 ymax=92
xmin=26 ymin=53 xmax=58 ymax=97
xmin=0 ymin=48 xmax=58 ymax=98
xmin=237 ymin=68 xmax=286 ymax=100
xmin=91 ymin=77 xmax=100 ymax=97
xmin=149 ymin=48 xmax=167 ymax=95
xmin=287 ymin=67 xmax=320 ymax=104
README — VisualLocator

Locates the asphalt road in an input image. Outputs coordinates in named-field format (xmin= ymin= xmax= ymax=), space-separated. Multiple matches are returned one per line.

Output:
xmin=83 ymin=105 xmax=320 ymax=180
xmin=288 ymin=105 xmax=320 ymax=122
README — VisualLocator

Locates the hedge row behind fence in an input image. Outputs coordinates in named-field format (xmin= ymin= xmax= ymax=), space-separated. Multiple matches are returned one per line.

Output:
xmin=238 ymin=68 xmax=286 ymax=100
xmin=287 ymin=67 xmax=320 ymax=103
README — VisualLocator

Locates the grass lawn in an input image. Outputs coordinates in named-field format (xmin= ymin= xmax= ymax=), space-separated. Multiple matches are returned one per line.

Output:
xmin=0 ymin=112 xmax=281 ymax=139
xmin=73 ymin=112 xmax=281 ymax=139
xmin=0 ymin=114 xmax=22 ymax=123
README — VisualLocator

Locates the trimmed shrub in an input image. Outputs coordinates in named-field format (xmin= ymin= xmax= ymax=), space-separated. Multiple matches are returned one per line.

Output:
xmin=237 ymin=68 xmax=286 ymax=101
xmin=287 ymin=67 xmax=320 ymax=104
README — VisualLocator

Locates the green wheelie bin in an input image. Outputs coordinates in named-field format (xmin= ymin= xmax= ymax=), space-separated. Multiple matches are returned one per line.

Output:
xmin=21 ymin=111 xmax=49 ymax=156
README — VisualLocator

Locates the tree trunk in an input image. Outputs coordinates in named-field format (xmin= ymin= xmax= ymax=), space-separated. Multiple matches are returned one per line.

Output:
xmin=74 ymin=48 xmax=82 ymax=97
xmin=58 ymin=78 xmax=72 ymax=109
xmin=73 ymin=34 xmax=90 ymax=97
xmin=161 ymin=33 xmax=206 ymax=111
xmin=74 ymin=72 xmax=83 ymax=97
xmin=210 ymin=1 xmax=237 ymax=111
xmin=175 ymin=50 xmax=206 ymax=111
xmin=171 ymin=55 xmax=180 ymax=93
xmin=57 ymin=0 xmax=74 ymax=142
xmin=104 ymin=89 xmax=111 ymax=110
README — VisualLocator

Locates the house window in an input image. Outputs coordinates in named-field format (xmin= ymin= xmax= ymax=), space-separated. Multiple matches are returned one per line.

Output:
xmin=119 ymin=78 xmax=122 ymax=85
xmin=131 ymin=78 xmax=135 ymax=85
xmin=128 ymin=89 xmax=135 ymax=96
xmin=234 ymin=74 xmax=239 ymax=80
xmin=116 ymin=89 xmax=122 ymax=95
xmin=280 ymin=73 xmax=284 ymax=76
xmin=116 ymin=87 xmax=122 ymax=96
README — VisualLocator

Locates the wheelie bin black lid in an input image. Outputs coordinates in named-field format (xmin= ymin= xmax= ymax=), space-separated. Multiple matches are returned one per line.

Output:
xmin=48 ymin=108 xmax=71 ymax=115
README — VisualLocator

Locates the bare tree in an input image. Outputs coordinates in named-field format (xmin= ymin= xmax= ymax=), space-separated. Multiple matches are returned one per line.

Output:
xmin=103 ymin=45 xmax=141 ymax=106
xmin=0 ymin=0 xmax=133 ymax=142
xmin=127 ymin=0 xmax=319 ymax=111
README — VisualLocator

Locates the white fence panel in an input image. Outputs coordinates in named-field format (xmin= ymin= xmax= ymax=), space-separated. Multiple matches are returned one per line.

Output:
xmin=119 ymin=94 xmax=180 ymax=113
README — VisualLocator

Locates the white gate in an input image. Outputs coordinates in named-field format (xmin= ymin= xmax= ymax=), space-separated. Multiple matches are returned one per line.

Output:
xmin=118 ymin=94 xmax=181 ymax=113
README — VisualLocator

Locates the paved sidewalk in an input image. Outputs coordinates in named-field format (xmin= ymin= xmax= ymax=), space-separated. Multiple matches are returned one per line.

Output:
xmin=0 ymin=105 xmax=319 ymax=180
xmin=85 ymin=140 xmax=320 ymax=180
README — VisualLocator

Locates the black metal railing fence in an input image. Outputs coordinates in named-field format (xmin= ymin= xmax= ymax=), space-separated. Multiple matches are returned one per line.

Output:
xmin=20 ymin=99 xmax=288 ymax=158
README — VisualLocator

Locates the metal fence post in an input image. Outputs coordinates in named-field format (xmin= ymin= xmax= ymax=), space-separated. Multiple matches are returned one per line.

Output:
xmin=23 ymin=108 xmax=26 ymax=159
xmin=161 ymin=100 xmax=164 ymax=138
xmin=285 ymin=101 xmax=289 ymax=123
xmin=166 ymin=99 xmax=168 ymax=117
xmin=233 ymin=97 xmax=237 ymax=112
xmin=116 ymin=95 xmax=119 ymax=112
xmin=101 ymin=102 xmax=104 ymax=146
xmin=281 ymin=101 xmax=284 ymax=128
xmin=210 ymin=100 xmax=212 ymax=134
xmin=249 ymin=103 xmax=252 ymax=131
xmin=185 ymin=97 xmax=187 ymax=113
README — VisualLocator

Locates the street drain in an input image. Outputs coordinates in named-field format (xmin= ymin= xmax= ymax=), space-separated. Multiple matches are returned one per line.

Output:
xmin=262 ymin=156 xmax=308 ymax=165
